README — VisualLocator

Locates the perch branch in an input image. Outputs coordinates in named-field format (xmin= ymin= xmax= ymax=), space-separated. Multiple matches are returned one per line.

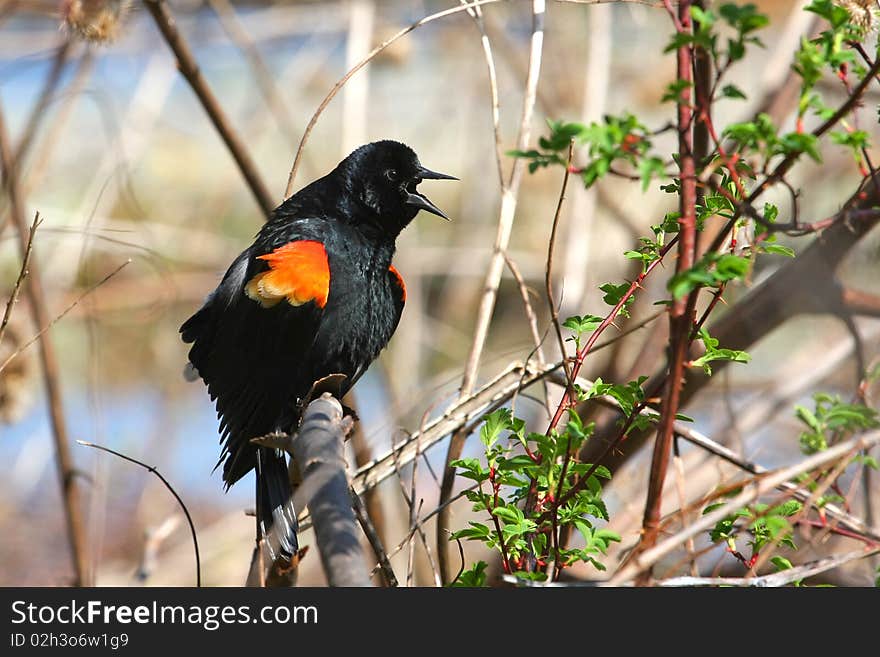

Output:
xmin=258 ymin=394 xmax=371 ymax=587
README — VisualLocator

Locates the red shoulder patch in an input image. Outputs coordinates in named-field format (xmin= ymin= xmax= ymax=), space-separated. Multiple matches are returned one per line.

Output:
xmin=389 ymin=265 xmax=406 ymax=302
xmin=245 ymin=240 xmax=330 ymax=308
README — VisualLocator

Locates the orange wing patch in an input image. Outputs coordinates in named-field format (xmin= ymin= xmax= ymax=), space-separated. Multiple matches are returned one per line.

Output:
xmin=389 ymin=265 xmax=406 ymax=302
xmin=245 ymin=240 xmax=330 ymax=309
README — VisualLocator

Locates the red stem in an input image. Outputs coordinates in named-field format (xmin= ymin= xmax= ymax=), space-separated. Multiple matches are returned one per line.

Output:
xmin=638 ymin=0 xmax=699 ymax=564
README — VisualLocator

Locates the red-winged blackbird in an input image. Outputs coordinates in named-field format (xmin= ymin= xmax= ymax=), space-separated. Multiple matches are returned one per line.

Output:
xmin=180 ymin=140 xmax=455 ymax=558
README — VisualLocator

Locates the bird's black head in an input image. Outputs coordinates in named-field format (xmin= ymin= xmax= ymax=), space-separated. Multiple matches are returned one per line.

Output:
xmin=338 ymin=140 xmax=456 ymax=237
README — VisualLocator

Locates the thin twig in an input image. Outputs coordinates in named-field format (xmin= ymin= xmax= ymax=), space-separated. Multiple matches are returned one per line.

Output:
xmin=609 ymin=431 xmax=880 ymax=585
xmin=350 ymin=486 xmax=398 ymax=587
xmin=391 ymin=431 xmax=441 ymax=587
xmin=672 ymin=443 xmax=699 ymax=576
xmin=0 ymin=260 xmax=131 ymax=374
xmin=462 ymin=0 xmax=505 ymax=189
xmin=284 ymin=0 xmax=505 ymax=196
xmin=349 ymin=419 xmax=389 ymax=583
xmin=0 ymin=212 xmax=40 ymax=346
xmin=407 ymin=428 xmax=421 ymax=586
xmin=655 ymin=547 xmax=880 ymax=586
xmin=142 ymin=0 xmax=275 ymax=218
xmin=545 ymin=142 xmax=576 ymax=390
xmin=77 ymin=440 xmax=201 ymax=587
xmin=501 ymin=250 xmax=551 ymax=415
xmin=507 ymin=546 xmax=879 ymax=586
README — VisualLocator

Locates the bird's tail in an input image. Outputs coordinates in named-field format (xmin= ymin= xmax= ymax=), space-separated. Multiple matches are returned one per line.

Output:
xmin=256 ymin=448 xmax=298 ymax=560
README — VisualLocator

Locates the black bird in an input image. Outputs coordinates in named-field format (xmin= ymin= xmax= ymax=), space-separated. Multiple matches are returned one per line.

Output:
xmin=180 ymin=140 xmax=456 ymax=559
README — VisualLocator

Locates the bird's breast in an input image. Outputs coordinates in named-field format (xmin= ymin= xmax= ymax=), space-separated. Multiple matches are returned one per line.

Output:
xmin=312 ymin=241 xmax=398 ymax=376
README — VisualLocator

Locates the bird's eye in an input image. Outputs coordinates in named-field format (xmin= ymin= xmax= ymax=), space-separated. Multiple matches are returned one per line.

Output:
xmin=385 ymin=169 xmax=398 ymax=181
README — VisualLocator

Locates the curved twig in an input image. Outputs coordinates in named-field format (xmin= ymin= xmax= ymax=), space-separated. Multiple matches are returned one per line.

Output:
xmin=0 ymin=260 xmax=131 ymax=374
xmin=284 ymin=0 xmax=504 ymax=197
xmin=77 ymin=440 xmax=201 ymax=587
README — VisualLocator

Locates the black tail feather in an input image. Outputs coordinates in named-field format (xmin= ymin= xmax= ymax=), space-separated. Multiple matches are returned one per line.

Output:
xmin=256 ymin=448 xmax=298 ymax=559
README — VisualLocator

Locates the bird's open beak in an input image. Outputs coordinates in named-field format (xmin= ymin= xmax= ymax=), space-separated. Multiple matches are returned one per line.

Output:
xmin=407 ymin=166 xmax=457 ymax=220
xmin=417 ymin=166 xmax=458 ymax=181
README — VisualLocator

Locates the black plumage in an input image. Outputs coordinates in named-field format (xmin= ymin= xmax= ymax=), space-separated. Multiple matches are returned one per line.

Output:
xmin=180 ymin=140 xmax=455 ymax=557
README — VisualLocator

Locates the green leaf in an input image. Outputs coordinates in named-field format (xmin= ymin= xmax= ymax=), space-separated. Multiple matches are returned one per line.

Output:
xmin=779 ymin=132 xmax=822 ymax=163
xmin=492 ymin=505 xmax=522 ymax=524
xmin=542 ymin=120 xmax=589 ymax=150
xmin=662 ymin=79 xmax=693 ymax=104
xmin=721 ymin=84 xmax=747 ymax=100
xmin=771 ymin=556 xmax=793 ymax=571
xmin=450 ymin=522 xmax=491 ymax=542
xmin=667 ymin=253 xmax=751 ymax=300
xmin=691 ymin=327 xmax=751 ymax=376
xmin=480 ymin=408 xmax=513 ymax=448
xmin=563 ymin=314 xmax=604 ymax=335
xmin=451 ymin=458 xmax=489 ymax=483
xmin=637 ymin=156 xmax=666 ymax=191
xmin=450 ymin=561 xmax=488 ymax=587
xmin=763 ymin=244 xmax=795 ymax=258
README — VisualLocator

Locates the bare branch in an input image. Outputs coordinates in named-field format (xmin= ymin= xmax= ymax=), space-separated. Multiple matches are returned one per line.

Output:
xmin=656 ymin=548 xmax=880 ymax=587
xmin=142 ymin=0 xmax=276 ymax=218
xmin=262 ymin=394 xmax=371 ymax=587
xmin=0 ymin=212 xmax=40 ymax=346
xmin=0 ymin=260 xmax=131 ymax=374
xmin=350 ymin=486 xmax=397 ymax=587
xmin=609 ymin=431 xmax=880 ymax=585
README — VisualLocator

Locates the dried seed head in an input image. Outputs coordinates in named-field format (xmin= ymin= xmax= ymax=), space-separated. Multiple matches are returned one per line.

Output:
xmin=836 ymin=0 xmax=875 ymax=32
xmin=60 ymin=0 xmax=132 ymax=43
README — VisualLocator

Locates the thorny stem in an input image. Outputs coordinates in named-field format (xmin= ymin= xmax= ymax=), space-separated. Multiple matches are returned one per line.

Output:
xmin=543 ymin=237 xmax=677 ymax=437
xmin=483 ymin=475 xmax=512 ymax=574
xmin=705 ymin=45 xmax=880 ymax=256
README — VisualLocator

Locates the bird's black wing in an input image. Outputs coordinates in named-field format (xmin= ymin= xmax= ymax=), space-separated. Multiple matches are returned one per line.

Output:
xmin=180 ymin=219 xmax=330 ymax=487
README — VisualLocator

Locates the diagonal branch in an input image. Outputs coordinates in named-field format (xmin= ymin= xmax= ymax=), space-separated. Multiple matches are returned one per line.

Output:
xmin=142 ymin=0 xmax=275 ymax=218
xmin=0 ymin=212 xmax=40 ymax=346
xmin=609 ymin=431 xmax=880 ymax=585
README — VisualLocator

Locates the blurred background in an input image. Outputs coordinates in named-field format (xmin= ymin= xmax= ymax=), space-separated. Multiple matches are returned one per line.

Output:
xmin=1 ymin=0 xmax=878 ymax=586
